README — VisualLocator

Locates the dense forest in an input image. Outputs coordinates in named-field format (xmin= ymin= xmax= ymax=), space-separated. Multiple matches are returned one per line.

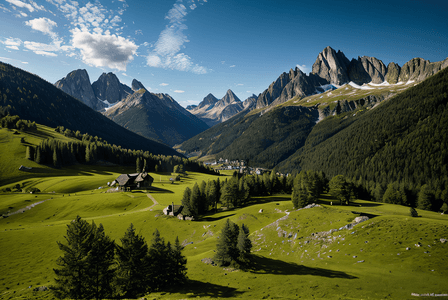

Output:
xmin=279 ymin=68 xmax=448 ymax=211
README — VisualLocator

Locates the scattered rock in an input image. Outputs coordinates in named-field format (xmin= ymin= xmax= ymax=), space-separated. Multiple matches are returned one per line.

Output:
xmin=440 ymin=238 xmax=446 ymax=244
xmin=259 ymin=209 xmax=263 ymax=213
xmin=33 ymin=286 xmax=48 ymax=292
xmin=406 ymin=247 xmax=411 ymax=250
xmin=357 ymin=260 xmax=365 ymax=263
xmin=353 ymin=255 xmax=357 ymax=258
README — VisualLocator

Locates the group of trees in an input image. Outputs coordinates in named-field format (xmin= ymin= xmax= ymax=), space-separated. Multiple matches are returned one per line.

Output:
xmin=214 ymin=219 xmax=252 ymax=267
xmin=20 ymin=124 xmax=218 ymax=175
xmin=181 ymin=171 xmax=295 ymax=218
xmin=53 ymin=216 xmax=187 ymax=299
xmin=0 ymin=114 xmax=37 ymax=131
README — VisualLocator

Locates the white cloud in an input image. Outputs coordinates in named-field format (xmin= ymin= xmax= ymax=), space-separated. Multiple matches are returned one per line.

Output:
xmin=146 ymin=0 xmax=207 ymax=74
xmin=160 ymin=83 xmax=169 ymax=86
xmin=71 ymin=28 xmax=138 ymax=71
xmin=1 ymin=37 xmax=23 ymax=50
xmin=25 ymin=17 xmax=58 ymax=37
xmin=174 ymin=90 xmax=185 ymax=93
xmin=6 ymin=0 xmax=35 ymax=12
xmin=230 ymin=65 xmax=236 ymax=68
xmin=236 ymin=83 xmax=244 ymax=86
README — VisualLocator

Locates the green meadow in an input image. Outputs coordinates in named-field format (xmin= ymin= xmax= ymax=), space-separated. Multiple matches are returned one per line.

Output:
xmin=1 ymin=126 xmax=448 ymax=299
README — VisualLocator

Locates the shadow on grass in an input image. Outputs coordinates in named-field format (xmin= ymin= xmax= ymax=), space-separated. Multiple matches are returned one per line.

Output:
xmin=147 ymin=186 xmax=174 ymax=194
xmin=245 ymin=255 xmax=357 ymax=279
xmin=199 ymin=213 xmax=236 ymax=222
xmin=173 ymin=279 xmax=244 ymax=298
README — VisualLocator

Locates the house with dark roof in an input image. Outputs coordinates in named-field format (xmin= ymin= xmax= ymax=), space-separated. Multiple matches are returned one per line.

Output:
xmin=163 ymin=202 xmax=184 ymax=217
xmin=111 ymin=172 xmax=154 ymax=191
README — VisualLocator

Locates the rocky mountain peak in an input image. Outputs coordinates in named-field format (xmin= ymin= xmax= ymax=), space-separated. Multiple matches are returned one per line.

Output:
xmin=92 ymin=72 xmax=126 ymax=104
xmin=221 ymin=89 xmax=241 ymax=105
xmin=55 ymin=69 xmax=102 ymax=110
xmin=312 ymin=46 xmax=350 ymax=85
xmin=131 ymin=79 xmax=146 ymax=92
xmin=197 ymin=93 xmax=219 ymax=109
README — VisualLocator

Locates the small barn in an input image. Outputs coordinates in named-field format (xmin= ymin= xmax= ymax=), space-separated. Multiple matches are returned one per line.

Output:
xmin=111 ymin=172 xmax=154 ymax=191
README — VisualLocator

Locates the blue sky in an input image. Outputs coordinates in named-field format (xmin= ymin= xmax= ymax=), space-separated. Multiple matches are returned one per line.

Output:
xmin=1 ymin=0 xmax=447 ymax=107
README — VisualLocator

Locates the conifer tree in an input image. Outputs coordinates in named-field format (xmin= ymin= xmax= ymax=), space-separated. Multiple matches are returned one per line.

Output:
xmin=181 ymin=187 xmax=192 ymax=216
xmin=189 ymin=183 xmax=201 ymax=217
xmin=169 ymin=237 xmax=188 ymax=285
xmin=237 ymin=224 xmax=252 ymax=264
xmin=87 ymin=223 xmax=116 ymax=300
xmin=53 ymin=216 xmax=95 ymax=299
xmin=115 ymin=224 xmax=150 ymax=298
xmin=214 ymin=219 xmax=240 ymax=267
xmin=35 ymin=146 xmax=42 ymax=164
xmin=26 ymin=145 xmax=34 ymax=160
xmin=147 ymin=229 xmax=168 ymax=291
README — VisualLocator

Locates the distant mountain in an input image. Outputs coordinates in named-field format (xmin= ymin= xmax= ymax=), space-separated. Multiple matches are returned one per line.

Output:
xmin=103 ymin=80 xmax=209 ymax=146
xmin=91 ymin=72 xmax=133 ymax=106
xmin=55 ymin=70 xmax=133 ymax=110
xmin=255 ymin=46 xmax=448 ymax=109
xmin=54 ymin=69 xmax=104 ymax=110
xmin=188 ymin=90 xmax=257 ymax=127
xmin=0 ymin=62 xmax=180 ymax=157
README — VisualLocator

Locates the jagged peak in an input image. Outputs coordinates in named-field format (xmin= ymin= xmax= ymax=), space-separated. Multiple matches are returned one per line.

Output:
xmin=132 ymin=79 xmax=146 ymax=91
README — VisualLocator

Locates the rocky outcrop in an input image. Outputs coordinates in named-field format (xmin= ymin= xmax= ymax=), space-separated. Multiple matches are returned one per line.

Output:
xmin=54 ymin=69 xmax=103 ymax=110
xmin=398 ymin=57 xmax=448 ymax=82
xmin=318 ymin=94 xmax=389 ymax=118
xmin=197 ymin=93 xmax=219 ymax=110
xmin=92 ymin=72 xmax=132 ymax=105
xmin=348 ymin=56 xmax=387 ymax=84
xmin=131 ymin=79 xmax=146 ymax=91
xmin=385 ymin=62 xmax=401 ymax=84
xmin=256 ymin=71 xmax=296 ymax=108
xmin=312 ymin=46 xmax=350 ymax=85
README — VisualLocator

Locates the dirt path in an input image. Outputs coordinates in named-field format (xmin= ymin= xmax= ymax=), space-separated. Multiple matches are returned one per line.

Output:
xmin=142 ymin=193 xmax=158 ymax=211
xmin=0 ymin=198 xmax=52 ymax=218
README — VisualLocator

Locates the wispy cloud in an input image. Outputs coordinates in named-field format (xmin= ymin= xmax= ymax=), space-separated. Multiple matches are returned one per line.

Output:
xmin=146 ymin=0 xmax=208 ymax=74
xmin=1 ymin=37 xmax=22 ymax=50
xmin=230 ymin=65 xmax=236 ymax=68
xmin=174 ymin=90 xmax=185 ymax=93
xmin=160 ymin=83 xmax=169 ymax=86
xmin=5 ymin=0 xmax=44 ymax=13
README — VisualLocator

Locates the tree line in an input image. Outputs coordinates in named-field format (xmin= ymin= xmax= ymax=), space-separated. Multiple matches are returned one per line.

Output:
xmin=181 ymin=171 xmax=294 ymax=218
xmin=53 ymin=216 xmax=187 ymax=299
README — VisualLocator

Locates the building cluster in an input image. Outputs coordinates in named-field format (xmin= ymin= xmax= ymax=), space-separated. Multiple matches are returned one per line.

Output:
xmin=204 ymin=158 xmax=269 ymax=175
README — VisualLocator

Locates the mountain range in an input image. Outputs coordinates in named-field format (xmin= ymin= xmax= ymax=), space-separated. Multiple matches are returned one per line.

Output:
xmin=187 ymin=90 xmax=257 ymax=127
xmin=54 ymin=70 xmax=209 ymax=146
xmin=0 ymin=61 xmax=179 ymax=157
xmin=177 ymin=46 xmax=448 ymax=173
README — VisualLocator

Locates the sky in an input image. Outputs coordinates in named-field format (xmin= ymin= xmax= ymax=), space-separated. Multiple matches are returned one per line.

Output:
xmin=1 ymin=0 xmax=447 ymax=108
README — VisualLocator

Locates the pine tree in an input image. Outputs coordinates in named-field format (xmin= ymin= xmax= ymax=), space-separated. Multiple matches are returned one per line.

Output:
xmin=115 ymin=224 xmax=150 ymax=298
xmin=53 ymin=216 xmax=95 ymax=299
xmin=147 ymin=229 xmax=168 ymax=291
xmin=189 ymin=183 xmax=201 ymax=217
xmin=237 ymin=224 xmax=252 ymax=264
xmin=26 ymin=145 xmax=34 ymax=160
xmin=214 ymin=219 xmax=240 ymax=267
xmin=35 ymin=146 xmax=42 ymax=164
xmin=53 ymin=147 xmax=60 ymax=168
xmin=87 ymin=223 xmax=116 ymax=300
xmin=181 ymin=187 xmax=192 ymax=216
xmin=169 ymin=237 xmax=187 ymax=285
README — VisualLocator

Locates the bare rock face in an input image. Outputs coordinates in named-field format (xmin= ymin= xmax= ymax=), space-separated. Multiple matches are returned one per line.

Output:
xmin=398 ymin=57 xmax=448 ymax=82
xmin=131 ymin=79 xmax=146 ymax=91
xmin=270 ymin=69 xmax=318 ymax=107
xmin=197 ymin=93 xmax=219 ymax=110
xmin=348 ymin=56 xmax=387 ymax=84
xmin=92 ymin=72 xmax=132 ymax=105
xmin=385 ymin=62 xmax=401 ymax=84
xmin=311 ymin=46 xmax=350 ymax=85
xmin=54 ymin=69 xmax=103 ymax=110
xmin=256 ymin=71 xmax=296 ymax=109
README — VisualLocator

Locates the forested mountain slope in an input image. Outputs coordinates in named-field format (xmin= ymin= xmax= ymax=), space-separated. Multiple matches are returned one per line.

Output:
xmin=278 ymin=67 xmax=448 ymax=193
xmin=0 ymin=62 xmax=180 ymax=157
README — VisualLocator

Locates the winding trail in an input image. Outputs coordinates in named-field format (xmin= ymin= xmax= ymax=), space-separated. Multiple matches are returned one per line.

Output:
xmin=142 ymin=193 xmax=158 ymax=211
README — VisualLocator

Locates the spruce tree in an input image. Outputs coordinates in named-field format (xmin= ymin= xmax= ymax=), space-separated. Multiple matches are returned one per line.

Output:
xmin=181 ymin=187 xmax=192 ymax=216
xmin=214 ymin=219 xmax=240 ymax=267
xmin=189 ymin=183 xmax=201 ymax=217
xmin=53 ymin=216 xmax=95 ymax=299
xmin=87 ymin=223 xmax=116 ymax=300
xmin=116 ymin=224 xmax=150 ymax=298
xmin=237 ymin=224 xmax=252 ymax=264
xmin=147 ymin=229 xmax=168 ymax=291
xmin=169 ymin=237 xmax=188 ymax=285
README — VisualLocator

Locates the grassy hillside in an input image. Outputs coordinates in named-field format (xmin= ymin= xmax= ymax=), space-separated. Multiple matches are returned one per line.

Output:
xmin=1 ymin=160 xmax=447 ymax=299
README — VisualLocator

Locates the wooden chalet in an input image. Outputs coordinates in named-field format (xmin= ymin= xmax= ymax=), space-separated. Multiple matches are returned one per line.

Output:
xmin=111 ymin=172 xmax=154 ymax=191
